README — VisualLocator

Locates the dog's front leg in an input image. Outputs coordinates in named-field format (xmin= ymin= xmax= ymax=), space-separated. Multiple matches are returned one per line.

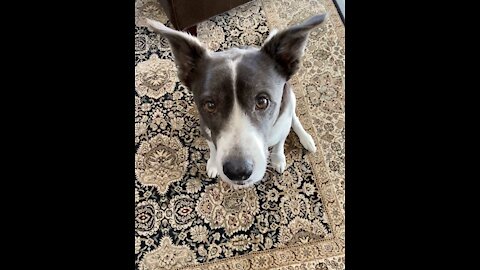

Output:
xmin=206 ymin=140 xmax=219 ymax=178
xmin=292 ymin=114 xmax=317 ymax=153
xmin=270 ymin=137 xmax=287 ymax=173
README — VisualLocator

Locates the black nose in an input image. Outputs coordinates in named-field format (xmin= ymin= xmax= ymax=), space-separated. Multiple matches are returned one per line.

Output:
xmin=222 ymin=158 xmax=253 ymax=181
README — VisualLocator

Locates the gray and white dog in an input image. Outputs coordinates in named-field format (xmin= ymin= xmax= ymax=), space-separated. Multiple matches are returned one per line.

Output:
xmin=146 ymin=14 xmax=325 ymax=188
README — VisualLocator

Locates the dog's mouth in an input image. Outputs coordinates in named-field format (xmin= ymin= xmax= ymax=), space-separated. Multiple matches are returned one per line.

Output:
xmin=218 ymin=176 xmax=257 ymax=189
xmin=218 ymin=171 xmax=262 ymax=188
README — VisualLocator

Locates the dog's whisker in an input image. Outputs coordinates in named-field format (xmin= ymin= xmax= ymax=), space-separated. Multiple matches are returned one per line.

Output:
xmin=265 ymin=168 xmax=274 ymax=174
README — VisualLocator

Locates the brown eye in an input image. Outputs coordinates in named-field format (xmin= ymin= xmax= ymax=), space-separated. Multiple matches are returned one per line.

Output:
xmin=203 ymin=101 xmax=216 ymax=113
xmin=255 ymin=96 xmax=269 ymax=110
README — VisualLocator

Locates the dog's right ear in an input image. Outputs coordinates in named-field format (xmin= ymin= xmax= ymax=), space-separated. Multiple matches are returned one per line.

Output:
xmin=146 ymin=19 xmax=208 ymax=88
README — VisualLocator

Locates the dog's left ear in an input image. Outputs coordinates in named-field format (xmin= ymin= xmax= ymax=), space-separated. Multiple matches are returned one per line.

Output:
xmin=146 ymin=18 xmax=208 ymax=88
xmin=261 ymin=14 xmax=326 ymax=80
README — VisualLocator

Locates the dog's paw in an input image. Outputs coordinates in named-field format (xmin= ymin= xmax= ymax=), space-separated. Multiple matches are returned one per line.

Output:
xmin=270 ymin=153 xmax=287 ymax=173
xmin=299 ymin=133 xmax=317 ymax=153
xmin=206 ymin=158 xmax=219 ymax=178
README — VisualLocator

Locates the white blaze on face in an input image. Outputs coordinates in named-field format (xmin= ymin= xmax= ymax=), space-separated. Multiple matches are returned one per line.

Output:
xmin=214 ymin=57 xmax=267 ymax=186
xmin=216 ymin=101 xmax=267 ymax=185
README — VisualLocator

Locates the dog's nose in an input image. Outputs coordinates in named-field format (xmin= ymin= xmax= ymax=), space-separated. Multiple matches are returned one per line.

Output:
xmin=222 ymin=158 xmax=253 ymax=181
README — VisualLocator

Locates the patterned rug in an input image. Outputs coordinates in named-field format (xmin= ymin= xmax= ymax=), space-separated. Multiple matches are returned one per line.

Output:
xmin=134 ymin=0 xmax=345 ymax=269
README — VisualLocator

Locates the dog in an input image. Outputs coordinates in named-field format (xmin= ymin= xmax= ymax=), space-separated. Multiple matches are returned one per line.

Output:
xmin=146 ymin=14 xmax=325 ymax=188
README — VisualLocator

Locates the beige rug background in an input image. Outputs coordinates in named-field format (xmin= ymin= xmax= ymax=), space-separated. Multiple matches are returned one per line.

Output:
xmin=135 ymin=0 xmax=345 ymax=269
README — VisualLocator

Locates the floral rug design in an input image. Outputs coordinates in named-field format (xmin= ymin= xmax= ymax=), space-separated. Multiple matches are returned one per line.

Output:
xmin=135 ymin=0 xmax=345 ymax=269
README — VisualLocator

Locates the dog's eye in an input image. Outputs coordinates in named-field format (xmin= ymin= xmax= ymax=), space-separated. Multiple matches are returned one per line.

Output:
xmin=255 ymin=96 xmax=269 ymax=110
xmin=203 ymin=101 xmax=216 ymax=113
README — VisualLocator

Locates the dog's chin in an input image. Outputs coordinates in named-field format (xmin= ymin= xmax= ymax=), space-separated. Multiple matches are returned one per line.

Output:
xmin=218 ymin=169 xmax=266 ymax=189
xmin=221 ymin=179 xmax=256 ymax=189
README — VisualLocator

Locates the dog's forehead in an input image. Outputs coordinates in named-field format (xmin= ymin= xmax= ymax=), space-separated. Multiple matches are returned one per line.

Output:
xmin=235 ymin=51 xmax=284 ymax=94
xmin=201 ymin=48 xmax=282 ymax=92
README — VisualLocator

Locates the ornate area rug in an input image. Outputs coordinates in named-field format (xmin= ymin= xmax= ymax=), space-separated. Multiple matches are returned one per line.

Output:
xmin=135 ymin=0 xmax=345 ymax=269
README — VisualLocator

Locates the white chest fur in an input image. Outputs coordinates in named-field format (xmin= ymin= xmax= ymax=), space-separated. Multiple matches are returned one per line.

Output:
xmin=267 ymin=91 xmax=295 ymax=147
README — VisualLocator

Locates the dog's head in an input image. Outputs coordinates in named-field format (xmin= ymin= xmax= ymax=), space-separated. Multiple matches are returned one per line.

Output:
xmin=146 ymin=15 xmax=326 ymax=187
